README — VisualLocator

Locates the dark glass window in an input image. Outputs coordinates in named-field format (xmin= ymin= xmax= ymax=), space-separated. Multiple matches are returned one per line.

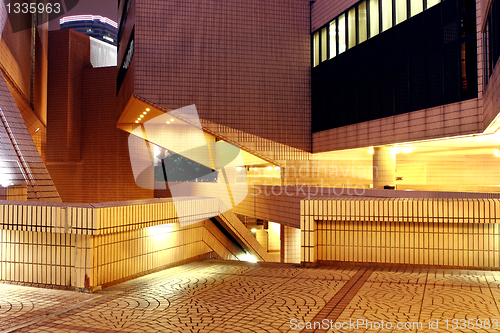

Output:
xmin=312 ymin=0 xmax=477 ymax=132
xmin=484 ymin=0 xmax=500 ymax=87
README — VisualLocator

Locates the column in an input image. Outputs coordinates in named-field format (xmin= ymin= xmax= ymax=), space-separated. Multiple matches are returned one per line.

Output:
xmin=372 ymin=146 xmax=396 ymax=189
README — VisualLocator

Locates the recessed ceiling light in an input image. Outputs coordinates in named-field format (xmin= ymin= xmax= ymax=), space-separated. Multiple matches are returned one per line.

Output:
xmin=167 ymin=121 xmax=170 ymax=124
xmin=146 ymin=108 xmax=150 ymax=111
xmin=143 ymin=112 xmax=147 ymax=115
xmin=135 ymin=120 xmax=139 ymax=123
xmin=170 ymin=119 xmax=174 ymax=121
xmin=140 ymin=115 xmax=144 ymax=118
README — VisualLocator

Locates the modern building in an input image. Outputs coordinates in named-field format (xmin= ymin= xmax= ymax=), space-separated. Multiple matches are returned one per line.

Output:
xmin=60 ymin=15 xmax=118 ymax=46
xmin=0 ymin=0 xmax=499 ymax=292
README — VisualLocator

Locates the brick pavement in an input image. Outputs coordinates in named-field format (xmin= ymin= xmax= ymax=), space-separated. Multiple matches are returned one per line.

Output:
xmin=1 ymin=260 xmax=500 ymax=332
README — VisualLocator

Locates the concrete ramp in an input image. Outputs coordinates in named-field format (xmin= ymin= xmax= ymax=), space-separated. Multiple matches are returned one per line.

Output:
xmin=214 ymin=210 xmax=272 ymax=262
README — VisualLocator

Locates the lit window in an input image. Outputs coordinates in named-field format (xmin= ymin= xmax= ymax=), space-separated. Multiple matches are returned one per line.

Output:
xmin=370 ymin=0 xmax=379 ymax=38
xmin=427 ymin=0 xmax=440 ymax=9
xmin=395 ymin=0 xmax=407 ymax=25
xmin=382 ymin=0 xmax=392 ymax=32
xmin=313 ymin=31 xmax=320 ymax=67
xmin=358 ymin=1 xmax=367 ymax=43
xmin=338 ymin=14 xmax=346 ymax=54
xmin=410 ymin=0 xmax=423 ymax=17
xmin=321 ymin=27 xmax=328 ymax=61
xmin=329 ymin=20 xmax=337 ymax=58
xmin=348 ymin=7 xmax=357 ymax=49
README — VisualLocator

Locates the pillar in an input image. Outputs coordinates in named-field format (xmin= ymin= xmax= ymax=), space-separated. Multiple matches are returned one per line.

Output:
xmin=373 ymin=146 xmax=396 ymax=189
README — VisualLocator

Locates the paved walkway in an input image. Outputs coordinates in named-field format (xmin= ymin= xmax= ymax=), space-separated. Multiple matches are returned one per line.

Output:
xmin=1 ymin=260 xmax=500 ymax=332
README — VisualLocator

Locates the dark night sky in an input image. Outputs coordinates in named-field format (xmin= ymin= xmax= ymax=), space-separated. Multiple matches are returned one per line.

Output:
xmin=48 ymin=0 xmax=117 ymax=30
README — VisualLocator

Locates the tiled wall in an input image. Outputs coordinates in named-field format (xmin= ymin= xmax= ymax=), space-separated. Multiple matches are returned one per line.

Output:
xmin=46 ymin=30 xmax=152 ymax=203
xmin=0 ymin=5 xmax=50 ymax=159
xmin=132 ymin=0 xmax=311 ymax=151
xmin=301 ymin=197 xmax=500 ymax=268
xmin=91 ymin=221 xmax=228 ymax=288
xmin=315 ymin=220 xmax=500 ymax=267
xmin=311 ymin=0 xmax=358 ymax=32
xmin=0 ymin=220 xmax=239 ymax=290
xmin=46 ymin=30 xmax=90 ymax=163
xmin=283 ymin=225 xmax=300 ymax=264
xmin=483 ymin=56 xmax=500 ymax=131
xmin=0 ymin=198 xmax=245 ymax=290
xmin=0 ymin=74 xmax=61 ymax=202
xmin=0 ymin=186 xmax=27 ymax=201
xmin=0 ymin=230 xmax=76 ymax=286
xmin=396 ymin=151 xmax=500 ymax=192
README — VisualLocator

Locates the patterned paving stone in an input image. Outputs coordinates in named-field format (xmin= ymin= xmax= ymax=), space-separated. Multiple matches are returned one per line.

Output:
xmin=3 ymin=261 xmax=500 ymax=333
xmin=0 ymin=284 xmax=96 ymax=331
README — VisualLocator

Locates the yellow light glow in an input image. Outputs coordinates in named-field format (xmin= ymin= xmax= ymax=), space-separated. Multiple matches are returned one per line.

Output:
xmin=236 ymin=166 xmax=242 ymax=171
xmin=146 ymin=108 xmax=150 ymax=111
xmin=401 ymin=146 xmax=414 ymax=154
xmin=140 ymin=115 xmax=144 ymax=118
xmin=143 ymin=112 xmax=147 ymax=115
xmin=267 ymin=166 xmax=272 ymax=171
xmin=167 ymin=121 xmax=170 ymax=124
xmin=148 ymin=223 xmax=174 ymax=236
xmin=170 ymin=119 xmax=174 ymax=122
xmin=251 ymin=228 xmax=257 ymax=232
xmin=494 ymin=149 xmax=500 ymax=157
xmin=275 ymin=167 xmax=280 ymax=171
xmin=35 ymin=128 xmax=40 ymax=133
xmin=135 ymin=120 xmax=139 ymax=123
xmin=239 ymin=252 xmax=258 ymax=263
xmin=389 ymin=146 xmax=401 ymax=154
xmin=253 ymin=167 xmax=258 ymax=171
xmin=368 ymin=146 xmax=374 ymax=154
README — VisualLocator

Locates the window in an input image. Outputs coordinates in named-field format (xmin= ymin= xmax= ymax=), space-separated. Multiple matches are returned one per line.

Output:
xmin=339 ymin=14 xmax=346 ymax=53
xmin=359 ymin=1 xmax=368 ymax=43
xmin=410 ymin=0 xmax=423 ymax=16
xmin=370 ymin=0 xmax=379 ymax=37
xmin=395 ymin=0 xmax=407 ymax=25
xmin=484 ymin=0 xmax=500 ymax=86
xmin=321 ymin=27 xmax=328 ymax=61
xmin=382 ymin=0 xmax=393 ymax=32
xmin=348 ymin=8 xmax=357 ymax=48
xmin=312 ymin=0 xmax=448 ymax=68
xmin=329 ymin=20 xmax=337 ymax=58
xmin=427 ymin=0 xmax=440 ymax=8
xmin=313 ymin=31 xmax=320 ymax=67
